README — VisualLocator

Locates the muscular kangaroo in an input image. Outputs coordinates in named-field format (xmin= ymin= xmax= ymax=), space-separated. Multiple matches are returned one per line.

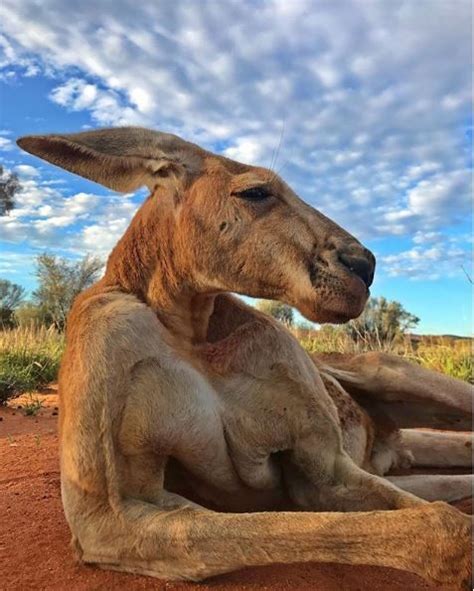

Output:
xmin=17 ymin=127 xmax=471 ymax=588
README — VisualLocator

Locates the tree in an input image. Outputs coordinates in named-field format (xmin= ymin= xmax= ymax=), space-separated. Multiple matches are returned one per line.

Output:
xmin=256 ymin=299 xmax=294 ymax=326
xmin=346 ymin=296 xmax=419 ymax=345
xmin=0 ymin=279 xmax=25 ymax=326
xmin=33 ymin=254 xmax=103 ymax=330
xmin=0 ymin=165 xmax=20 ymax=215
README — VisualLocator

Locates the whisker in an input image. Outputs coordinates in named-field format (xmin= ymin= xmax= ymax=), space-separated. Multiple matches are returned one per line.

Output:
xmin=269 ymin=121 xmax=286 ymax=179
xmin=274 ymin=159 xmax=288 ymax=180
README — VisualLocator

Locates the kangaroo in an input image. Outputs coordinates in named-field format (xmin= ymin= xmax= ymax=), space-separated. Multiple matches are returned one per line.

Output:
xmin=17 ymin=127 xmax=472 ymax=588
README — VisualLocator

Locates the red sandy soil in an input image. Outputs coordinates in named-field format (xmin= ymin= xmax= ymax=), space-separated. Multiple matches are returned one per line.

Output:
xmin=1 ymin=388 xmax=470 ymax=591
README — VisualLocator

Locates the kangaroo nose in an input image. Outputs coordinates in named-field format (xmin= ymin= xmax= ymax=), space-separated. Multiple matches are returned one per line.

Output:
xmin=338 ymin=247 xmax=375 ymax=288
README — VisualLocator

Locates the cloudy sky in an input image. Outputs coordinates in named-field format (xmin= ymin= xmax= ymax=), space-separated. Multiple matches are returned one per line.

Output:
xmin=0 ymin=0 xmax=472 ymax=334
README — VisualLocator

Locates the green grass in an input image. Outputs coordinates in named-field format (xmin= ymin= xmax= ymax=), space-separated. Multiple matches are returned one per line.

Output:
xmin=22 ymin=395 xmax=44 ymax=416
xmin=0 ymin=326 xmax=64 ymax=405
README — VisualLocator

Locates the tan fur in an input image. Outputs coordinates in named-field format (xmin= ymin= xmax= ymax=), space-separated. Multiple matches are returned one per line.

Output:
xmin=17 ymin=127 xmax=472 ymax=588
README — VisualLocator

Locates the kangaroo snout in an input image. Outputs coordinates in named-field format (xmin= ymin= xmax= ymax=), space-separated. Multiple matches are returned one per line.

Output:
xmin=337 ymin=245 xmax=376 ymax=289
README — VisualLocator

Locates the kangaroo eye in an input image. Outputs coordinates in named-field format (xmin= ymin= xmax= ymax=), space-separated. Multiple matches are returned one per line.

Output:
xmin=235 ymin=186 xmax=271 ymax=201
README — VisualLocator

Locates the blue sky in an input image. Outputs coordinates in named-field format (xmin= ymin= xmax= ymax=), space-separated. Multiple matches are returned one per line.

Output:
xmin=0 ymin=0 xmax=472 ymax=335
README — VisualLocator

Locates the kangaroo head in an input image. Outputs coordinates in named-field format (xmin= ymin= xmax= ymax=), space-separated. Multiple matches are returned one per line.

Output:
xmin=17 ymin=127 xmax=374 ymax=324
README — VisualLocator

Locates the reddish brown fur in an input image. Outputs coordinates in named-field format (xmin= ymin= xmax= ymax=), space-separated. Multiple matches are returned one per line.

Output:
xmin=17 ymin=127 xmax=472 ymax=589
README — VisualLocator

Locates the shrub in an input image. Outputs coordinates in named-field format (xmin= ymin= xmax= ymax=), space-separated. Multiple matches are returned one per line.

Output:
xmin=345 ymin=297 xmax=419 ymax=347
xmin=0 ymin=278 xmax=25 ymax=328
xmin=33 ymin=253 xmax=102 ymax=331
xmin=0 ymin=164 xmax=20 ymax=216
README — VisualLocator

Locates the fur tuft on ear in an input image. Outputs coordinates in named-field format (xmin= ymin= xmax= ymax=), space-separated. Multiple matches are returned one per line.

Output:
xmin=17 ymin=127 xmax=204 ymax=193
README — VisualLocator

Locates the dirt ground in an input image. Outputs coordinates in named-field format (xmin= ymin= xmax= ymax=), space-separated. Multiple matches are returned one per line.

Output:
xmin=1 ymin=388 xmax=470 ymax=591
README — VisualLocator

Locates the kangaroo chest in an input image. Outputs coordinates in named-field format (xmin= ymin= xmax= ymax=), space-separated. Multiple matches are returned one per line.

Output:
xmin=119 ymin=321 xmax=374 ymax=513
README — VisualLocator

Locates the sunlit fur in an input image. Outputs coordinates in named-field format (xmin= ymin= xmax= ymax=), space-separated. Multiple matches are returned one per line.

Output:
xmin=17 ymin=127 xmax=471 ymax=588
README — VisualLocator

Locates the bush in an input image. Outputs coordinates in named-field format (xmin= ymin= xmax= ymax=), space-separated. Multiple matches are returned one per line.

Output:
xmin=0 ymin=326 xmax=64 ymax=405
xmin=0 ymin=165 xmax=20 ymax=216
xmin=33 ymin=253 xmax=102 ymax=330
xmin=0 ymin=278 xmax=25 ymax=328
xmin=345 ymin=297 xmax=419 ymax=347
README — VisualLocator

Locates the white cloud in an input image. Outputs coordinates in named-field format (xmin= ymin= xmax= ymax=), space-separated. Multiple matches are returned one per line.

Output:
xmin=0 ymin=167 xmax=140 ymax=258
xmin=0 ymin=136 xmax=14 ymax=151
xmin=49 ymin=78 xmax=146 ymax=126
xmin=407 ymin=170 xmax=470 ymax=221
xmin=0 ymin=251 xmax=36 ymax=277
xmin=412 ymin=231 xmax=442 ymax=245
xmin=404 ymin=162 xmax=440 ymax=181
xmin=224 ymin=137 xmax=268 ymax=165
xmin=50 ymin=78 xmax=98 ymax=110
xmin=14 ymin=164 xmax=40 ymax=177
xmin=380 ymin=240 xmax=471 ymax=280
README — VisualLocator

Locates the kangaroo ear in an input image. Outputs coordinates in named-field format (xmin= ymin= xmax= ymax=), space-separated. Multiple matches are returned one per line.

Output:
xmin=16 ymin=127 xmax=204 ymax=192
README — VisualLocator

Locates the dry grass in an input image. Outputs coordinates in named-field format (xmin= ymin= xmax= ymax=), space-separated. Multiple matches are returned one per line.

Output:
xmin=0 ymin=325 xmax=64 ymax=405
xmin=295 ymin=326 xmax=473 ymax=383
xmin=411 ymin=337 xmax=473 ymax=383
